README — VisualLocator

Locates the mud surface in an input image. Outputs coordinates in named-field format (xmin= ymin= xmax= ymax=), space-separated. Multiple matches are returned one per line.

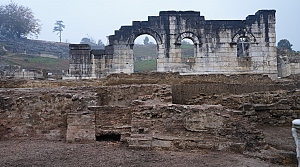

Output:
xmin=0 ymin=140 xmax=287 ymax=167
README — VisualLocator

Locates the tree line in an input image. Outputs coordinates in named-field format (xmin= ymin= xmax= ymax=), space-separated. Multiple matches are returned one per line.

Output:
xmin=0 ymin=1 xmax=107 ymax=46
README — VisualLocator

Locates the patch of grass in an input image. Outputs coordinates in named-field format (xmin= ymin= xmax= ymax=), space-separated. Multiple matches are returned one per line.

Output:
xmin=0 ymin=53 xmax=69 ymax=72
xmin=134 ymin=59 xmax=157 ymax=72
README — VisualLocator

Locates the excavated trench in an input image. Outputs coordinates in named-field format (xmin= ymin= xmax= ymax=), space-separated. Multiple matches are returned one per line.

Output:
xmin=0 ymin=73 xmax=300 ymax=166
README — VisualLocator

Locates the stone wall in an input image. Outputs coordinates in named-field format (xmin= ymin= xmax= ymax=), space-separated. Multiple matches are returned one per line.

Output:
xmin=1 ymin=75 xmax=300 ymax=153
xmin=66 ymin=44 xmax=93 ymax=78
xmin=277 ymin=49 xmax=300 ymax=78
xmin=173 ymin=86 xmax=300 ymax=126
xmin=2 ymin=74 xmax=300 ymax=165
xmin=0 ymin=87 xmax=98 ymax=141
xmin=67 ymin=10 xmax=278 ymax=79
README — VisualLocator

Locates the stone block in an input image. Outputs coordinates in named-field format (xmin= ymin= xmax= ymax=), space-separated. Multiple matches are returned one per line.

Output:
xmin=67 ymin=112 xmax=95 ymax=126
xmin=152 ymin=139 xmax=172 ymax=148
xmin=252 ymin=104 xmax=272 ymax=111
xmin=66 ymin=125 xmax=95 ymax=143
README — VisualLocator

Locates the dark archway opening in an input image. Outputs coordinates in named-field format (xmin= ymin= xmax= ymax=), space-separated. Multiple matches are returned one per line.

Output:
xmin=133 ymin=35 xmax=157 ymax=73
xmin=96 ymin=134 xmax=121 ymax=141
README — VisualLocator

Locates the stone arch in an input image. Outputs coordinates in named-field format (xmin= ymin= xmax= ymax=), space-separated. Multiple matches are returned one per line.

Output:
xmin=175 ymin=31 xmax=201 ymax=45
xmin=127 ymin=28 xmax=163 ymax=48
xmin=232 ymin=30 xmax=256 ymax=43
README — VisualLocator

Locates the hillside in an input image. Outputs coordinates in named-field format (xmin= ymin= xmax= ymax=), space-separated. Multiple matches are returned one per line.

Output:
xmin=0 ymin=38 xmax=195 ymax=74
xmin=0 ymin=36 xmax=69 ymax=58
xmin=0 ymin=53 xmax=69 ymax=72
xmin=0 ymin=37 xmax=70 ymax=75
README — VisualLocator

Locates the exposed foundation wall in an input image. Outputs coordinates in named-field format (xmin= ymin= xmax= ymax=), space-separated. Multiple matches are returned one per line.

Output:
xmin=172 ymin=83 xmax=300 ymax=104
xmin=1 ymin=76 xmax=300 ymax=152
xmin=91 ymin=104 xmax=262 ymax=152
xmin=0 ymin=87 xmax=98 ymax=141
xmin=173 ymin=85 xmax=300 ymax=126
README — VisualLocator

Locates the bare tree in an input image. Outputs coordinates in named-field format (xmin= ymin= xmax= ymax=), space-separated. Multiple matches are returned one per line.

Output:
xmin=53 ymin=20 xmax=65 ymax=42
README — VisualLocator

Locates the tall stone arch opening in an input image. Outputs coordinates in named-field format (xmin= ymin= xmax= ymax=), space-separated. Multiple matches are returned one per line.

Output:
xmin=126 ymin=28 xmax=164 ymax=72
xmin=132 ymin=35 xmax=158 ymax=72
xmin=173 ymin=32 xmax=202 ymax=71
xmin=180 ymin=38 xmax=194 ymax=58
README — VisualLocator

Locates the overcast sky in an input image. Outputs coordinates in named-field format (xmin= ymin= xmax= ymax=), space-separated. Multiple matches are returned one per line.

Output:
xmin=3 ymin=0 xmax=300 ymax=50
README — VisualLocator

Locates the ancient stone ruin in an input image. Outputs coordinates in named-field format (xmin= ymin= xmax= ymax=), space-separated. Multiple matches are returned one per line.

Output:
xmin=1 ymin=10 xmax=299 ymax=166
xmin=65 ymin=10 xmax=277 ymax=79
xmin=1 ymin=73 xmax=299 ymax=165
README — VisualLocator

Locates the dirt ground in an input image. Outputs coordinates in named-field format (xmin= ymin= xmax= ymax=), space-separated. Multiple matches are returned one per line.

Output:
xmin=0 ymin=139 xmax=289 ymax=167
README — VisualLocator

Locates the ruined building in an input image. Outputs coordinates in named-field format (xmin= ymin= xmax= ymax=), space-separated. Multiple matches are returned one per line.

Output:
xmin=65 ymin=10 xmax=277 ymax=79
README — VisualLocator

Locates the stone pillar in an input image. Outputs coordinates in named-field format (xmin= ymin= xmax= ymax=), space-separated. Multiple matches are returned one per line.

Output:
xmin=66 ymin=111 xmax=95 ymax=143
xmin=292 ymin=119 xmax=300 ymax=167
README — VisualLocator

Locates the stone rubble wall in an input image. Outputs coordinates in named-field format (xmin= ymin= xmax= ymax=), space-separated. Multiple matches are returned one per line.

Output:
xmin=0 ymin=87 xmax=98 ymax=141
xmin=0 ymin=81 xmax=298 ymax=152
xmin=104 ymin=72 xmax=274 ymax=85
xmin=174 ymin=86 xmax=300 ymax=126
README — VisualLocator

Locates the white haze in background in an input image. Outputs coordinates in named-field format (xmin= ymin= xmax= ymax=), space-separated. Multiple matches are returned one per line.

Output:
xmin=2 ymin=0 xmax=300 ymax=51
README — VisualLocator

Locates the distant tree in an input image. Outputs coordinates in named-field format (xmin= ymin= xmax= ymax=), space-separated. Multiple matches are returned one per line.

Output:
xmin=143 ymin=36 xmax=149 ymax=45
xmin=53 ymin=20 xmax=65 ymax=42
xmin=277 ymin=39 xmax=293 ymax=51
xmin=97 ymin=39 xmax=105 ymax=49
xmin=182 ymin=40 xmax=191 ymax=45
xmin=80 ymin=37 xmax=97 ymax=46
xmin=80 ymin=37 xmax=105 ymax=49
xmin=0 ymin=2 xmax=41 ymax=38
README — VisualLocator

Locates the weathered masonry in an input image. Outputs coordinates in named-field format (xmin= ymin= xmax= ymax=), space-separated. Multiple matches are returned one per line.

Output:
xmin=65 ymin=10 xmax=277 ymax=79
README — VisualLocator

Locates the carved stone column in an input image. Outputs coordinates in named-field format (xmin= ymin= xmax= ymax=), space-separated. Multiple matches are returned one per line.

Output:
xmin=292 ymin=119 xmax=300 ymax=167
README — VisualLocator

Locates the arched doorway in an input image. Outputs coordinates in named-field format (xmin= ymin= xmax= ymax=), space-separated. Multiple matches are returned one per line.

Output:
xmin=133 ymin=35 xmax=158 ymax=73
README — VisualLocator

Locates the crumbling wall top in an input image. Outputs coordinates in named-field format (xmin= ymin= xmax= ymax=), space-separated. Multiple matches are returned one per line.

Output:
xmin=159 ymin=10 xmax=201 ymax=16
xmin=69 ymin=44 xmax=91 ymax=50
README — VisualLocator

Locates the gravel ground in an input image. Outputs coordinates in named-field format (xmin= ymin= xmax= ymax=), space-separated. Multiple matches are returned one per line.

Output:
xmin=0 ymin=139 xmax=288 ymax=167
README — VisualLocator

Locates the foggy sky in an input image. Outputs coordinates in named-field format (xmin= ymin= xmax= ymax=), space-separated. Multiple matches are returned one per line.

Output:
xmin=2 ymin=0 xmax=300 ymax=51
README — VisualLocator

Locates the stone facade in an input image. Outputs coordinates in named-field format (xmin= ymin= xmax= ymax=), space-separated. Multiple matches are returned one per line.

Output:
xmin=65 ymin=10 xmax=277 ymax=79
xmin=67 ymin=44 xmax=93 ymax=79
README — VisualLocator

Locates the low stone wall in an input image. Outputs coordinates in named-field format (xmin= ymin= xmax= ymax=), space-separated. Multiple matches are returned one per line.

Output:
xmin=0 ymin=87 xmax=97 ymax=141
xmin=172 ymin=83 xmax=299 ymax=104
xmin=174 ymin=87 xmax=300 ymax=126
xmin=89 ymin=104 xmax=262 ymax=152
xmin=105 ymin=72 xmax=274 ymax=85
